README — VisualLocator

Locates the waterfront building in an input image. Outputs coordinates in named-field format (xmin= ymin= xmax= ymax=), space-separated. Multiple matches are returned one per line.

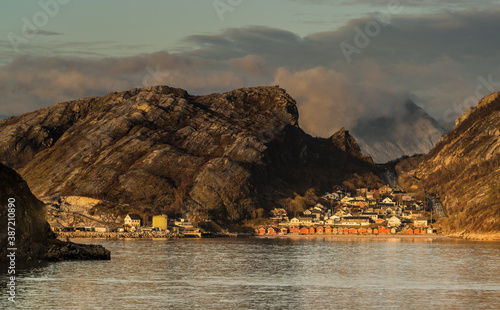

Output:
xmin=124 ymin=214 xmax=142 ymax=228
xmin=152 ymin=215 xmax=168 ymax=231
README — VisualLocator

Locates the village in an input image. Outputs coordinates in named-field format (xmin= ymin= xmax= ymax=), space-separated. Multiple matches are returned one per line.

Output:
xmin=50 ymin=183 xmax=443 ymax=238
xmin=255 ymin=184 xmax=441 ymax=236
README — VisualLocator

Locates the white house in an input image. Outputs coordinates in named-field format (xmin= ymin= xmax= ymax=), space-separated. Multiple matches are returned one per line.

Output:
xmin=387 ymin=216 xmax=402 ymax=227
xmin=124 ymin=214 xmax=142 ymax=228
xmin=382 ymin=197 xmax=395 ymax=204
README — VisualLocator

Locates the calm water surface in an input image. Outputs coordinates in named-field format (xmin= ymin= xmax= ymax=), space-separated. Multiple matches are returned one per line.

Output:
xmin=2 ymin=237 xmax=500 ymax=309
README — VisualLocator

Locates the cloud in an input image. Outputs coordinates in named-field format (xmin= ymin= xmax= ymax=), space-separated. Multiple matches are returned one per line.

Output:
xmin=1 ymin=8 xmax=500 ymax=137
xmin=0 ymin=52 xmax=258 ymax=115
xmin=25 ymin=30 xmax=62 ymax=36
xmin=228 ymin=55 xmax=271 ymax=76
xmin=273 ymin=67 xmax=358 ymax=135
xmin=273 ymin=67 xmax=410 ymax=136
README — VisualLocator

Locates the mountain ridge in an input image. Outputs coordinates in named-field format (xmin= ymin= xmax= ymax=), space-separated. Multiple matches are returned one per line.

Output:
xmin=0 ymin=85 xmax=381 ymax=225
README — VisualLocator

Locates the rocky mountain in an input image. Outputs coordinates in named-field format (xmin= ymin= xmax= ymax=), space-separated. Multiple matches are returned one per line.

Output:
xmin=331 ymin=127 xmax=373 ymax=164
xmin=351 ymin=100 xmax=445 ymax=163
xmin=0 ymin=85 xmax=380 ymax=225
xmin=0 ymin=163 xmax=110 ymax=261
xmin=398 ymin=92 xmax=500 ymax=235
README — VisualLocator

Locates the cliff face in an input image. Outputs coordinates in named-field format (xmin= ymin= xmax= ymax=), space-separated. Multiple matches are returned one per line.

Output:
xmin=351 ymin=101 xmax=445 ymax=163
xmin=0 ymin=163 xmax=53 ymax=259
xmin=0 ymin=85 xmax=378 ymax=224
xmin=398 ymin=93 xmax=500 ymax=234
xmin=0 ymin=163 xmax=110 ymax=261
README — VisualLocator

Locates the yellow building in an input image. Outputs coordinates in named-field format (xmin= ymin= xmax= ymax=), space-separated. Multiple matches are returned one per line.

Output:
xmin=152 ymin=215 xmax=168 ymax=230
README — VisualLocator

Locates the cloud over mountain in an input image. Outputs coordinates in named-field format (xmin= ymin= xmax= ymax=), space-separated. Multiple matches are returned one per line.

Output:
xmin=1 ymin=8 xmax=500 ymax=144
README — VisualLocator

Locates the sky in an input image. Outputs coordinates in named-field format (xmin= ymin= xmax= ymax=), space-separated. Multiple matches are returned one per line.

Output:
xmin=1 ymin=0 xmax=500 ymax=136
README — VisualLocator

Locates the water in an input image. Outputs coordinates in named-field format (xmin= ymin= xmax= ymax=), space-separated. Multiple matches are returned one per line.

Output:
xmin=2 ymin=237 xmax=500 ymax=309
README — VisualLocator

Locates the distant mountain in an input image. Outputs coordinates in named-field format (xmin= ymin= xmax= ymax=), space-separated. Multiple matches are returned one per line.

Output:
xmin=350 ymin=101 xmax=445 ymax=163
xmin=0 ymin=85 xmax=380 ymax=226
xmin=398 ymin=92 xmax=500 ymax=236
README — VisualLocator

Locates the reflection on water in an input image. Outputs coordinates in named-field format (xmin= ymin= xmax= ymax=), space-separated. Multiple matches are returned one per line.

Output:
xmin=2 ymin=237 xmax=500 ymax=309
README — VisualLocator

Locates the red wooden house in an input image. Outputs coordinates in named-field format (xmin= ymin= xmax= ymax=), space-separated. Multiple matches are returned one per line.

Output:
xmin=258 ymin=228 xmax=266 ymax=234
xmin=268 ymin=227 xmax=278 ymax=234
xmin=316 ymin=227 xmax=324 ymax=234
xmin=299 ymin=227 xmax=309 ymax=234
xmin=325 ymin=226 xmax=332 ymax=234
xmin=309 ymin=227 xmax=316 ymax=234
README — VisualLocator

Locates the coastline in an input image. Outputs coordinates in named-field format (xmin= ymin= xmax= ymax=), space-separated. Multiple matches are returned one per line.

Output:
xmin=253 ymin=233 xmax=449 ymax=240
xmin=447 ymin=232 xmax=500 ymax=241
xmin=57 ymin=231 xmax=500 ymax=242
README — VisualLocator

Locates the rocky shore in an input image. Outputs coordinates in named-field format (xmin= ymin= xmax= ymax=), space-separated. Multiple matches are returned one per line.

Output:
xmin=57 ymin=231 xmax=240 ymax=239
xmin=447 ymin=232 xmax=500 ymax=241
xmin=58 ymin=231 xmax=177 ymax=239
xmin=41 ymin=241 xmax=110 ymax=261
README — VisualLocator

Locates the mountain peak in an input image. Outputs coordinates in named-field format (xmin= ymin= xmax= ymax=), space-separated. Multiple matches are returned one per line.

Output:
xmin=0 ymin=85 xmax=379 ymax=225
xmin=351 ymin=100 xmax=444 ymax=163
xmin=455 ymin=92 xmax=500 ymax=127
xmin=331 ymin=127 xmax=373 ymax=163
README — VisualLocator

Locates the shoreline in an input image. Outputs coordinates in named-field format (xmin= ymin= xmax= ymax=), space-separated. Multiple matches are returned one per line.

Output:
xmin=57 ymin=231 xmax=500 ymax=242
xmin=253 ymin=233 xmax=449 ymax=240
xmin=447 ymin=232 xmax=500 ymax=241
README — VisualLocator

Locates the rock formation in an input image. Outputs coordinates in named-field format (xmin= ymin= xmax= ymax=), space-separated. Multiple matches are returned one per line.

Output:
xmin=0 ymin=163 xmax=110 ymax=261
xmin=0 ymin=85 xmax=379 ymax=225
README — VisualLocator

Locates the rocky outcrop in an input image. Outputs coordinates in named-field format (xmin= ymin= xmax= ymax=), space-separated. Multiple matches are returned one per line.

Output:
xmin=331 ymin=127 xmax=373 ymax=164
xmin=0 ymin=85 xmax=379 ymax=225
xmin=42 ymin=242 xmax=110 ymax=261
xmin=351 ymin=100 xmax=445 ymax=163
xmin=0 ymin=163 xmax=53 ymax=259
xmin=0 ymin=163 xmax=110 ymax=261
xmin=398 ymin=93 xmax=500 ymax=234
